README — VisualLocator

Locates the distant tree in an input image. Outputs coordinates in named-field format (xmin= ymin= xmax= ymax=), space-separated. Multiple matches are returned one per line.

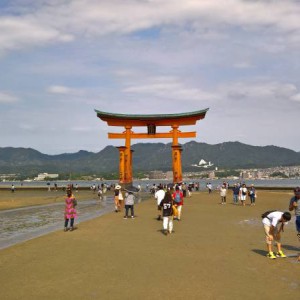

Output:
xmin=269 ymin=171 xmax=289 ymax=178
xmin=215 ymin=170 xmax=240 ymax=178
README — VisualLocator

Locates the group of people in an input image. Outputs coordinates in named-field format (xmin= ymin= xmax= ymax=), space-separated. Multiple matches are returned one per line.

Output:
xmin=261 ymin=187 xmax=300 ymax=261
xmin=149 ymin=182 xmax=198 ymax=198
xmin=113 ymin=184 xmax=136 ymax=219
xmin=62 ymin=181 xmax=300 ymax=261
xmin=218 ymin=182 xmax=257 ymax=206
xmin=154 ymin=184 xmax=184 ymax=235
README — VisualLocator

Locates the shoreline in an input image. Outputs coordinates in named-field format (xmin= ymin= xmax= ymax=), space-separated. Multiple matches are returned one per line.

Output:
xmin=0 ymin=185 xmax=298 ymax=191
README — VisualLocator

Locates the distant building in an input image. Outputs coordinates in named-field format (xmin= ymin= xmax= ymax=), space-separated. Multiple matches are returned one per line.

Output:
xmin=149 ymin=170 xmax=165 ymax=180
xmin=191 ymin=159 xmax=214 ymax=168
xmin=240 ymin=171 xmax=251 ymax=179
xmin=34 ymin=173 xmax=59 ymax=181
xmin=165 ymin=171 xmax=173 ymax=180
xmin=208 ymin=171 xmax=215 ymax=180
xmin=0 ymin=174 xmax=17 ymax=181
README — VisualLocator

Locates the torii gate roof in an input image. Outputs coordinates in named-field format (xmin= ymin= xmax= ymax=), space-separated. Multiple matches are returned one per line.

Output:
xmin=95 ymin=108 xmax=209 ymax=126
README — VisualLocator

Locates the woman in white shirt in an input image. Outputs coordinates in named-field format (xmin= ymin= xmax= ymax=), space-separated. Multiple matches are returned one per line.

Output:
xmin=239 ymin=184 xmax=248 ymax=206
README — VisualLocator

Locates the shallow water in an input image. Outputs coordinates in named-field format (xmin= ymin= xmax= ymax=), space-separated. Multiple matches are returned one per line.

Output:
xmin=0 ymin=196 xmax=115 ymax=250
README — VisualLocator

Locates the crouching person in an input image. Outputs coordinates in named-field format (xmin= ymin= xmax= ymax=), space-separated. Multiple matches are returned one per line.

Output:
xmin=159 ymin=190 xmax=174 ymax=235
xmin=262 ymin=211 xmax=291 ymax=259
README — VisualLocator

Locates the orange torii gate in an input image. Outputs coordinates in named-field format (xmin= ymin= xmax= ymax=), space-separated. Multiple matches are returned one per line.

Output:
xmin=95 ymin=108 xmax=209 ymax=186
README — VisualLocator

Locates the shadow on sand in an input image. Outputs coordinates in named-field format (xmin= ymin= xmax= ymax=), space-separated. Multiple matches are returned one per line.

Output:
xmin=282 ymin=244 xmax=300 ymax=251
xmin=252 ymin=249 xmax=267 ymax=257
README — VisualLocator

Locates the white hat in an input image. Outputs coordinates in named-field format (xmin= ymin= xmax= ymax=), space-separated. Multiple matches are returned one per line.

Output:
xmin=115 ymin=185 xmax=121 ymax=190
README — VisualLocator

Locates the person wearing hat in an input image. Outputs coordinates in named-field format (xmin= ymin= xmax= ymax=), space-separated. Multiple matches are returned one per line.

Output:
xmin=114 ymin=184 xmax=122 ymax=212
xmin=289 ymin=187 xmax=300 ymax=261
xmin=248 ymin=184 xmax=257 ymax=206
xmin=64 ymin=187 xmax=77 ymax=231
xmin=219 ymin=183 xmax=227 ymax=205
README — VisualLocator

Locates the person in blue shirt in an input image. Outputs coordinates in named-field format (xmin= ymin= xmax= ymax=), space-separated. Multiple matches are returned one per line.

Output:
xmin=289 ymin=187 xmax=300 ymax=261
xmin=232 ymin=183 xmax=240 ymax=205
xmin=248 ymin=184 xmax=257 ymax=206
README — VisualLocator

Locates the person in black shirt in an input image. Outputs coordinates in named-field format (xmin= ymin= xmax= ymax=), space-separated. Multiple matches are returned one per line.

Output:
xmin=159 ymin=190 xmax=174 ymax=235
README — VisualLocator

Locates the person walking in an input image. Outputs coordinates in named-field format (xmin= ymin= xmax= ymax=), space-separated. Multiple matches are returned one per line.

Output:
xmin=232 ymin=183 xmax=240 ymax=205
xmin=262 ymin=210 xmax=291 ymax=259
xmin=118 ymin=188 xmax=124 ymax=211
xmin=155 ymin=185 xmax=165 ymax=220
xmin=159 ymin=190 xmax=174 ymax=235
xmin=248 ymin=184 xmax=257 ymax=206
xmin=172 ymin=186 xmax=184 ymax=220
xmin=239 ymin=183 xmax=248 ymax=206
xmin=64 ymin=188 xmax=77 ymax=231
xmin=220 ymin=184 xmax=227 ymax=204
xmin=124 ymin=191 xmax=135 ymax=219
xmin=289 ymin=187 xmax=300 ymax=261
xmin=97 ymin=187 xmax=103 ymax=201
xmin=207 ymin=182 xmax=212 ymax=194
xmin=114 ymin=185 xmax=122 ymax=212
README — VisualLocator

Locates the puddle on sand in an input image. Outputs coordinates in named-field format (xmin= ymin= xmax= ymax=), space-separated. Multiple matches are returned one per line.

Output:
xmin=0 ymin=196 xmax=114 ymax=250
xmin=238 ymin=218 xmax=261 ymax=226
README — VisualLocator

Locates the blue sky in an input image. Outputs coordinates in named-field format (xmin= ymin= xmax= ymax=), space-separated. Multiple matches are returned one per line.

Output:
xmin=1 ymin=0 xmax=300 ymax=154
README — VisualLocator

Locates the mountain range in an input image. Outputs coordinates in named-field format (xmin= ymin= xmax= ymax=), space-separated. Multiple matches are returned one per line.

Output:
xmin=1 ymin=141 xmax=300 ymax=176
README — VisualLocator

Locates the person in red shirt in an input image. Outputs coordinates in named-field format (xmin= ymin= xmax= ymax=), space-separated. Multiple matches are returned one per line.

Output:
xmin=172 ymin=185 xmax=184 ymax=221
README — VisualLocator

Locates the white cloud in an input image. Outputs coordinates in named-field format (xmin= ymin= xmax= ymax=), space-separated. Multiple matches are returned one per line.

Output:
xmin=219 ymin=81 xmax=299 ymax=103
xmin=233 ymin=62 xmax=253 ymax=69
xmin=47 ymin=85 xmax=84 ymax=96
xmin=71 ymin=126 xmax=93 ymax=132
xmin=1 ymin=0 xmax=300 ymax=56
xmin=0 ymin=17 xmax=73 ymax=55
xmin=291 ymin=93 xmax=300 ymax=102
xmin=18 ymin=124 xmax=35 ymax=130
xmin=0 ymin=91 xmax=18 ymax=103
xmin=47 ymin=85 xmax=72 ymax=95
xmin=123 ymin=76 xmax=219 ymax=102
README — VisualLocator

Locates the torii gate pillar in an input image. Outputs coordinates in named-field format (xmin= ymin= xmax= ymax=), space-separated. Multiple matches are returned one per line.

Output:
xmin=172 ymin=145 xmax=183 ymax=183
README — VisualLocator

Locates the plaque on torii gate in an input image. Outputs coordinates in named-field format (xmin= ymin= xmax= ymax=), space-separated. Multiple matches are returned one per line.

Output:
xmin=95 ymin=108 xmax=209 ymax=186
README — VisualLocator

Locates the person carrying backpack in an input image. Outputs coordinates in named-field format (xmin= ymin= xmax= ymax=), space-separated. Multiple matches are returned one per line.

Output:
xmin=262 ymin=210 xmax=291 ymax=259
xmin=172 ymin=185 xmax=184 ymax=221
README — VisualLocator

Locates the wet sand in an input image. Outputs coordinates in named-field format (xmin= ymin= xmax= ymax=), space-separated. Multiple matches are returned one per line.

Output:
xmin=0 ymin=189 xmax=104 ymax=210
xmin=0 ymin=190 xmax=299 ymax=299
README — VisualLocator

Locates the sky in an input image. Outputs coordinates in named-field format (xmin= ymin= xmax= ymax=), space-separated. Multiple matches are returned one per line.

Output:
xmin=1 ymin=0 xmax=300 ymax=155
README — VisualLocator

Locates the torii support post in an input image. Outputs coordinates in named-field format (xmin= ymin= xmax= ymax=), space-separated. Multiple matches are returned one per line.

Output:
xmin=95 ymin=108 xmax=209 ymax=186
xmin=117 ymin=146 xmax=126 ymax=183
xmin=172 ymin=145 xmax=183 ymax=183
xmin=124 ymin=126 xmax=133 ymax=184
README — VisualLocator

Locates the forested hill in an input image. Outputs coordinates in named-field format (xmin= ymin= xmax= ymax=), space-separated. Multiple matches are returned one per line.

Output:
xmin=0 ymin=141 xmax=300 ymax=175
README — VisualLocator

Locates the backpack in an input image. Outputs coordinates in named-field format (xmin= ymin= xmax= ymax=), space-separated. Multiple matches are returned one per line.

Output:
xmin=174 ymin=192 xmax=181 ymax=203
xmin=261 ymin=210 xmax=276 ymax=219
